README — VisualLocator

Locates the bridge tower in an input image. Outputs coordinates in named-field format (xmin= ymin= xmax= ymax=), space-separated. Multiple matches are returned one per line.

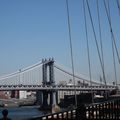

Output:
xmin=37 ymin=58 xmax=57 ymax=109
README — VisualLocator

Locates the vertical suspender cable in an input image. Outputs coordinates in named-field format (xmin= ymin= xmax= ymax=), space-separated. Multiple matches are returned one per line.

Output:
xmin=107 ymin=0 xmax=118 ymax=86
xmin=86 ymin=0 xmax=107 ymax=86
xmin=65 ymin=0 xmax=77 ymax=107
xmin=83 ymin=0 xmax=93 ymax=103
xmin=19 ymin=69 xmax=21 ymax=85
xmin=116 ymin=0 xmax=120 ymax=15
xmin=96 ymin=0 xmax=106 ymax=83
xmin=103 ymin=0 xmax=120 ymax=65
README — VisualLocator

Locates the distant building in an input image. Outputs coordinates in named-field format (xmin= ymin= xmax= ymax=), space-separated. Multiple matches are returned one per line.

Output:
xmin=0 ymin=91 xmax=10 ymax=99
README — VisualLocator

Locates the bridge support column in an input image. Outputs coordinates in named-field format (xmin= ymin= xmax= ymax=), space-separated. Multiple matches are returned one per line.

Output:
xmin=36 ymin=91 xmax=43 ymax=105
xmin=11 ymin=90 xmax=19 ymax=98
xmin=49 ymin=59 xmax=55 ymax=85
xmin=42 ymin=60 xmax=47 ymax=84
xmin=49 ymin=91 xmax=58 ymax=107
xmin=15 ymin=90 xmax=19 ymax=98
xmin=52 ymin=91 xmax=57 ymax=105
xmin=41 ymin=91 xmax=49 ymax=109
xmin=56 ymin=91 xmax=58 ymax=104
xmin=50 ymin=92 xmax=53 ymax=107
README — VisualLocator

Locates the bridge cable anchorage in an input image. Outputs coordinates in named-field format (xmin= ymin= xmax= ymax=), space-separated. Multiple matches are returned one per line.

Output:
xmin=116 ymin=0 xmax=120 ymax=15
xmin=83 ymin=0 xmax=93 ymax=103
xmin=103 ymin=0 xmax=120 ymax=65
xmin=96 ymin=0 xmax=106 ymax=85
xmin=86 ymin=0 xmax=107 ymax=87
xmin=54 ymin=64 xmax=103 ymax=86
xmin=65 ymin=0 xmax=77 ymax=107
xmin=106 ymin=0 xmax=118 ymax=86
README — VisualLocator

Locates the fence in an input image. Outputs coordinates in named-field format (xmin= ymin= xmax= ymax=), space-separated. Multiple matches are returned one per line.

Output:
xmin=85 ymin=99 xmax=120 ymax=119
xmin=31 ymin=98 xmax=120 ymax=120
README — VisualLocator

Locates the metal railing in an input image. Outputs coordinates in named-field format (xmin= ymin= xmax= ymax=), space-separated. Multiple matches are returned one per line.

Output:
xmin=85 ymin=99 xmax=120 ymax=119
xmin=31 ymin=109 xmax=76 ymax=120
xmin=31 ymin=98 xmax=120 ymax=120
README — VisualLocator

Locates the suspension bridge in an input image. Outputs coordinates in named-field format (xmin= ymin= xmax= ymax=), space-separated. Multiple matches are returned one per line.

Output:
xmin=0 ymin=58 xmax=116 ymax=91
xmin=0 ymin=58 xmax=118 ymax=109
xmin=0 ymin=0 xmax=120 ymax=119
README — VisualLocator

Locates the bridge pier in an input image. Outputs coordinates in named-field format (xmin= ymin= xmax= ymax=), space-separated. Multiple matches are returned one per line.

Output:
xmin=50 ymin=91 xmax=53 ymax=107
xmin=50 ymin=91 xmax=58 ymax=107
xmin=41 ymin=91 xmax=49 ymax=109
xmin=36 ymin=91 xmax=43 ymax=105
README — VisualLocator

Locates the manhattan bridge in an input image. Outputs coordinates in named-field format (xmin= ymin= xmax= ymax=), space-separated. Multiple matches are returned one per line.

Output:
xmin=0 ymin=58 xmax=117 ymax=109
xmin=0 ymin=58 xmax=116 ymax=91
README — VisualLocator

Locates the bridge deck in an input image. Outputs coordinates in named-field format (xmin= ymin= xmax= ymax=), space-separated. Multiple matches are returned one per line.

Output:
xmin=0 ymin=85 xmax=116 ymax=91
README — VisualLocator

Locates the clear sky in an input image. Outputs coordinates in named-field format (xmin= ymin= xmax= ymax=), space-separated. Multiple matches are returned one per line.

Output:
xmin=0 ymin=0 xmax=120 ymax=84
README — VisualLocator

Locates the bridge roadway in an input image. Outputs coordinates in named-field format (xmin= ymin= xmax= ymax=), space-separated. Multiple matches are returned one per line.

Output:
xmin=0 ymin=84 xmax=117 ymax=91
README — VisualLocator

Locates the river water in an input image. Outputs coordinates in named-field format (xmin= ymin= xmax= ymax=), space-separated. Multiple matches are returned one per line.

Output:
xmin=0 ymin=106 xmax=50 ymax=120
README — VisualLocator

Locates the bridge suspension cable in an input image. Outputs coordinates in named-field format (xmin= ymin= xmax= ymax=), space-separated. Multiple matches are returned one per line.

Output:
xmin=96 ymin=0 xmax=106 ymax=84
xmin=65 ymin=0 xmax=77 ymax=107
xmin=103 ymin=0 xmax=120 ymax=65
xmin=116 ymin=0 xmax=120 ymax=15
xmin=54 ymin=64 xmax=103 ymax=86
xmin=86 ymin=0 xmax=107 ymax=86
xmin=0 ymin=61 xmax=43 ymax=80
xmin=104 ymin=1 xmax=119 ymax=85
xmin=0 ymin=61 xmax=43 ymax=86
xmin=83 ymin=0 xmax=92 ymax=86
xmin=19 ymin=61 xmax=43 ymax=73
xmin=83 ymin=0 xmax=94 ymax=103
xmin=105 ymin=0 xmax=118 ymax=85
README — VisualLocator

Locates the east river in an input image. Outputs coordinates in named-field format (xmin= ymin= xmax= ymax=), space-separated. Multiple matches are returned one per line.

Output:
xmin=0 ymin=106 xmax=49 ymax=120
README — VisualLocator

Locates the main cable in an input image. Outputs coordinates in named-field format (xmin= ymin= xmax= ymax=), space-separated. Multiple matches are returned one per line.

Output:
xmin=65 ymin=0 xmax=77 ymax=107
xmin=54 ymin=64 xmax=102 ymax=85
xmin=107 ymin=0 xmax=117 ymax=86
xmin=116 ymin=0 xmax=120 ymax=15
xmin=83 ymin=0 xmax=94 ymax=103
xmin=103 ymin=0 xmax=120 ymax=65
xmin=96 ymin=0 xmax=106 ymax=83
xmin=86 ymin=0 xmax=107 ymax=86
xmin=83 ymin=0 xmax=92 ymax=87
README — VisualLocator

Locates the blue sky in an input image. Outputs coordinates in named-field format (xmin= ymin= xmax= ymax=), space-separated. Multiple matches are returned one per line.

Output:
xmin=0 ymin=0 xmax=120 ymax=84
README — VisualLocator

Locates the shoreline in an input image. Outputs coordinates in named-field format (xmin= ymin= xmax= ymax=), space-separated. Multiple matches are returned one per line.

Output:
xmin=0 ymin=98 xmax=36 ymax=107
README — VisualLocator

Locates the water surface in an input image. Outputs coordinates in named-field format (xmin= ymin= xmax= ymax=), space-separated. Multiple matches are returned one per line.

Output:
xmin=0 ymin=106 xmax=50 ymax=120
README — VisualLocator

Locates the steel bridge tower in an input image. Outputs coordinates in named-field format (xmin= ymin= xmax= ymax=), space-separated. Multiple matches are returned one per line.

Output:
xmin=36 ymin=58 xmax=57 ymax=109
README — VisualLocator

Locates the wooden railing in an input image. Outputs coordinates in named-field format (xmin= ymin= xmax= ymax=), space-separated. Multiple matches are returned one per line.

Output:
xmin=31 ymin=98 xmax=120 ymax=120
